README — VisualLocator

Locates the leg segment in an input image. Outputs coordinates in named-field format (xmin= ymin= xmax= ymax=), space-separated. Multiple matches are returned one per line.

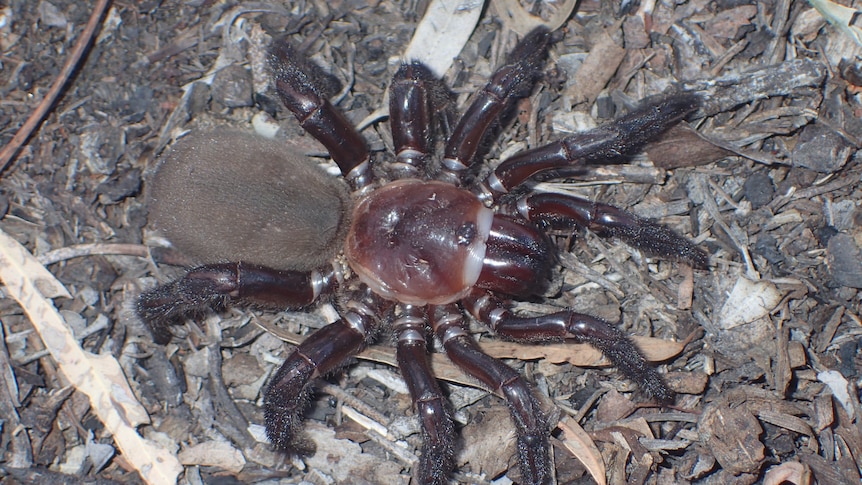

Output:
xmin=431 ymin=304 xmax=551 ymax=485
xmin=442 ymin=27 xmax=551 ymax=183
xmin=464 ymin=289 xmax=675 ymax=404
xmin=137 ymin=263 xmax=339 ymax=344
xmin=475 ymin=214 xmax=556 ymax=297
xmin=389 ymin=62 xmax=455 ymax=180
xmin=268 ymin=39 xmax=373 ymax=188
xmin=517 ymin=192 xmax=708 ymax=268
xmin=393 ymin=305 xmax=455 ymax=485
xmin=478 ymin=93 xmax=701 ymax=201
xmin=265 ymin=289 xmax=391 ymax=453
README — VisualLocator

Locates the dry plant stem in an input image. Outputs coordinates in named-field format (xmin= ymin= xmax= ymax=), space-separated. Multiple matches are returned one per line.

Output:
xmin=37 ymin=243 xmax=191 ymax=266
xmin=363 ymin=428 xmax=419 ymax=467
xmin=37 ymin=243 xmax=153 ymax=265
xmin=643 ymin=411 xmax=699 ymax=424
xmin=320 ymin=382 xmax=421 ymax=466
xmin=768 ymin=176 xmax=858 ymax=213
xmin=586 ymin=232 xmax=654 ymax=299
xmin=566 ymin=388 xmax=606 ymax=423
xmin=0 ymin=0 xmax=113 ymax=173
xmin=318 ymin=382 xmax=390 ymax=427
xmin=207 ymin=340 xmax=256 ymax=450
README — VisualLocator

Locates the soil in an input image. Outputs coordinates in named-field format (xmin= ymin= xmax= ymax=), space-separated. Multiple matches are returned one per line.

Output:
xmin=0 ymin=1 xmax=860 ymax=484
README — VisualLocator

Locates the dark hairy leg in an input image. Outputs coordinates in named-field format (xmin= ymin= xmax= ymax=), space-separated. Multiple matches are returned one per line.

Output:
xmin=465 ymin=289 xmax=675 ymax=404
xmin=478 ymin=92 xmax=702 ymax=201
xmin=393 ymin=305 xmax=455 ymax=485
xmin=389 ymin=62 xmax=456 ymax=180
xmin=137 ymin=263 xmax=339 ymax=344
xmin=431 ymin=304 xmax=552 ymax=485
xmin=264 ymin=289 xmax=391 ymax=453
xmin=442 ymin=27 xmax=551 ymax=182
xmin=268 ymin=39 xmax=373 ymax=188
xmin=518 ymin=192 xmax=708 ymax=269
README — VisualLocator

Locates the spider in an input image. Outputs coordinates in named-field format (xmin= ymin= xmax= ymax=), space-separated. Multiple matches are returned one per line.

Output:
xmin=138 ymin=26 xmax=706 ymax=485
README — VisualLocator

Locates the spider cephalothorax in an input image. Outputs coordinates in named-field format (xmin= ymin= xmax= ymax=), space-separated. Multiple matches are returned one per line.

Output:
xmin=138 ymin=26 xmax=705 ymax=485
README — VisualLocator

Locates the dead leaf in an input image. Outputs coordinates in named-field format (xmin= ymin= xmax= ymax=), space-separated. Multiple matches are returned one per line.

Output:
xmin=178 ymin=440 xmax=246 ymax=473
xmin=492 ymin=0 xmax=578 ymax=34
xmin=718 ymin=276 xmax=784 ymax=329
xmin=808 ymin=0 xmax=862 ymax=47
xmin=595 ymin=389 xmax=637 ymax=423
xmin=763 ymin=461 xmax=812 ymax=485
xmin=558 ymin=416 xmax=607 ymax=485
xmin=479 ymin=336 xmax=685 ymax=366
xmin=261 ymin=318 xmax=685 ymax=390
xmin=401 ymin=0 xmax=483 ymax=78
xmin=646 ymin=124 xmax=733 ymax=169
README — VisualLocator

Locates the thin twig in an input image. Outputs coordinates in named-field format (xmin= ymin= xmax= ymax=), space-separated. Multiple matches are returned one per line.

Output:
xmin=37 ymin=243 xmax=150 ymax=265
xmin=0 ymin=0 xmax=113 ymax=174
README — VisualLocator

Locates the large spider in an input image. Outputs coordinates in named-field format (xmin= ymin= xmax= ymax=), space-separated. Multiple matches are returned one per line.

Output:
xmin=138 ymin=26 xmax=706 ymax=485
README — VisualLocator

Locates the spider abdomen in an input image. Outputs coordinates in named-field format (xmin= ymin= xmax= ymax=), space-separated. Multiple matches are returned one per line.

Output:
xmin=148 ymin=129 xmax=352 ymax=271
xmin=345 ymin=180 xmax=493 ymax=305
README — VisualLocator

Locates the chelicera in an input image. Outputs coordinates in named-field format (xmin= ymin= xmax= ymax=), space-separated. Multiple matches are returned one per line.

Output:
xmin=138 ymin=26 xmax=706 ymax=485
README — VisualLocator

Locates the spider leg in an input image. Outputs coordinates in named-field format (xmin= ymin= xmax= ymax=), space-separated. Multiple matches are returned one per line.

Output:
xmin=393 ymin=305 xmax=455 ymax=485
xmin=465 ymin=289 xmax=675 ymax=404
xmin=474 ymin=213 xmax=556 ymax=296
xmin=268 ymin=39 xmax=372 ymax=188
xmin=442 ymin=27 xmax=551 ymax=183
xmin=517 ymin=192 xmax=709 ymax=268
xmin=265 ymin=289 xmax=391 ymax=453
xmin=431 ymin=304 xmax=551 ymax=485
xmin=389 ymin=62 xmax=453 ymax=180
xmin=137 ymin=263 xmax=339 ymax=344
xmin=477 ymin=92 xmax=702 ymax=202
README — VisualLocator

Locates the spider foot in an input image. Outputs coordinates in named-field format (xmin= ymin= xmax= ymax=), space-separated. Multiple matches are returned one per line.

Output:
xmin=596 ymin=207 xmax=709 ymax=269
xmin=264 ymin=306 xmax=377 ymax=454
xmin=521 ymin=193 xmax=708 ymax=269
xmin=510 ymin=409 xmax=551 ymax=485
xmin=443 ymin=27 xmax=552 ymax=175
xmin=417 ymin=418 xmax=456 ymax=485
xmin=264 ymin=356 xmax=317 ymax=454
xmin=487 ymin=92 xmax=702 ymax=195
xmin=581 ymin=92 xmax=702 ymax=164
xmin=411 ymin=395 xmax=456 ymax=484
xmin=268 ymin=38 xmax=371 ymax=185
xmin=565 ymin=313 xmax=676 ymax=404
xmin=433 ymin=304 xmax=553 ymax=485
xmin=394 ymin=309 xmax=458 ymax=484
xmin=136 ymin=274 xmax=229 ymax=344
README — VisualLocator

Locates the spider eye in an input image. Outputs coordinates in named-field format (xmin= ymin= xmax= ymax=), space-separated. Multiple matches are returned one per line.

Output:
xmin=456 ymin=222 xmax=477 ymax=246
